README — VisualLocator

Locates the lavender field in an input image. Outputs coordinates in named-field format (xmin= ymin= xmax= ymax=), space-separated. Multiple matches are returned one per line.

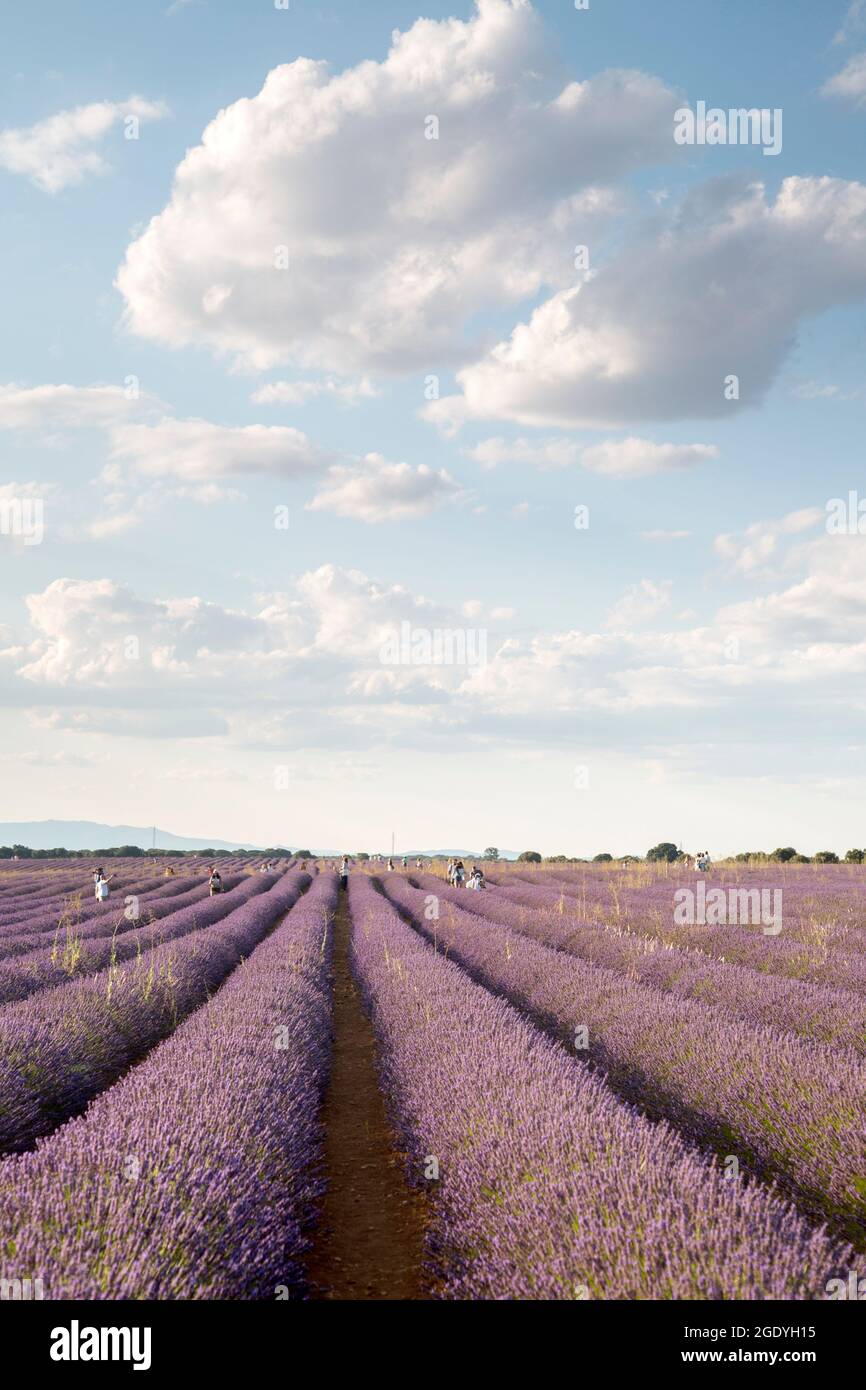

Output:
xmin=1 ymin=855 xmax=864 ymax=1301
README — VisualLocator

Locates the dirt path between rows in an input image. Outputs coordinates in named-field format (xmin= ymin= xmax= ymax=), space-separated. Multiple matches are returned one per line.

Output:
xmin=305 ymin=889 xmax=428 ymax=1300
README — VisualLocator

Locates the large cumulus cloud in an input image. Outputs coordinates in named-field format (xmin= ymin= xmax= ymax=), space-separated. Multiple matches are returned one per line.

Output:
xmin=116 ymin=0 xmax=678 ymax=374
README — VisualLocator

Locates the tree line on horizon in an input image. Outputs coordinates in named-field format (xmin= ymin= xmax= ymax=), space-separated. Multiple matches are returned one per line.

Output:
xmin=2 ymin=842 xmax=863 ymax=865
xmin=0 ymin=845 xmax=290 ymax=860
xmin=491 ymin=844 xmax=864 ymax=865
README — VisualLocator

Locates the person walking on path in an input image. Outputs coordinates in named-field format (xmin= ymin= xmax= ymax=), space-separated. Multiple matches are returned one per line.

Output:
xmin=339 ymin=856 xmax=350 ymax=891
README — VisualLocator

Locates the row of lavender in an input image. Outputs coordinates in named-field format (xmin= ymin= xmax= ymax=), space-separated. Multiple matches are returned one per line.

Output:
xmin=0 ymin=870 xmax=337 ymax=1297
xmin=347 ymin=874 xmax=853 ymax=1298
xmin=0 ymin=872 xmax=264 ymax=1005
xmin=0 ymin=857 xmax=282 ymax=965
xmin=495 ymin=862 xmax=866 ymax=955
xmin=0 ymin=869 xmax=310 ymax=1153
xmin=0 ymin=854 xmax=271 ymax=926
xmin=384 ymin=873 xmax=866 ymax=1247
xmin=0 ymin=858 xmax=244 ymax=934
xmin=432 ymin=874 xmax=866 ymax=1055
xmin=486 ymin=871 xmax=866 ymax=997
xmin=0 ymin=872 xmax=213 ymax=959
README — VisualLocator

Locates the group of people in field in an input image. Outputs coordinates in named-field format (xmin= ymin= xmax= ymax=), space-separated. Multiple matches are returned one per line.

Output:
xmin=446 ymin=859 xmax=486 ymax=891
xmin=692 ymin=850 xmax=712 ymax=872
xmin=91 ymin=863 xmax=226 ymax=902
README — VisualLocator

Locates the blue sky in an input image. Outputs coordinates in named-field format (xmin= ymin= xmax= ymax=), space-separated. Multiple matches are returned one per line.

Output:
xmin=1 ymin=0 xmax=866 ymax=855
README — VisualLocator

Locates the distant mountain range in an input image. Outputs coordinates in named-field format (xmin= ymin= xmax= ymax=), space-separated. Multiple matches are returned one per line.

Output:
xmin=0 ymin=822 xmax=523 ymax=857
xmin=0 ymin=821 xmax=262 ymax=852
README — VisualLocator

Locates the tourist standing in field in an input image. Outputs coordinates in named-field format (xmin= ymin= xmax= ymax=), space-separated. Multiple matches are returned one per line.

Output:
xmin=209 ymin=867 xmax=222 ymax=895
xmin=94 ymin=869 xmax=114 ymax=902
xmin=339 ymin=856 xmax=349 ymax=890
xmin=454 ymin=860 xmax=466 ymax=887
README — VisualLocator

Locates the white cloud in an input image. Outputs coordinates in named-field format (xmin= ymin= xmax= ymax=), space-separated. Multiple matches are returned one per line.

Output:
xmin=0 ymin=481 xmax=58 ymax=503
xmin=9 ymin=577 xmax=275 ymax=690
xmin=108 ymin=417 xmax=333 ymax=481
xmin=7 ymin=540 xmax=866 ymax=755
xmin=0 ymin=97 xmax=169 ymax=193
xmin=252 ymin=378 xmax=378 ymax=407
xmin=714 ymin=507 xmax=824 ymax=577
xmin=833 ymin=1 xmax=866 ymax=45
xmin=464 ymin=436 xmax=582 ymax=469
xmin=642 ymin=529 xmax=691 ymax=541
xmin=430 ymin=175 xmax=866 ymax=429
xmin=0 ymin=380 xmax=466 ymax=534
xmin=822 ymin=52 xmax=866 ymax=104
xmin=790 ymin=380 xmax=842 ymax=399
xmin=308 ymin=454 xmax=463 ymax=523
xmin=605 ymin=579 xmax=673 ymax=631
xmin=116 ymin=0 xmax=678 ymax=374
xmin=85 ymin=483 xmax=248 ymax=540
xmin=717 ymin=535 xmax=866 ymax=648
xmin=464 ymin=434 xmax=716 ymax=478
xmin=581 ymin=438 xmax=717 ymax=478
xmin=0 ymin=382 xmax=148 ymax=431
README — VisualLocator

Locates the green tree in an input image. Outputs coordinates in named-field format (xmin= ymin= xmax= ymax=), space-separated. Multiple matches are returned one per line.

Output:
xmin=483 ymin=847 xmax=499 ymax=861
xmin=517 ymin=851 xmax=542 ymax=863
xmin=771 ymin=847 xmax=798 ymax=862
xmin=646 ymin=842 xmax=679 ymax=863
xmin=845 ymin=848 xmax=864 ymax=863
xmin=814 ymin=850 xmax=840 ymax=864
xmin=593 ymin=853 xmax=613 ymax=863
